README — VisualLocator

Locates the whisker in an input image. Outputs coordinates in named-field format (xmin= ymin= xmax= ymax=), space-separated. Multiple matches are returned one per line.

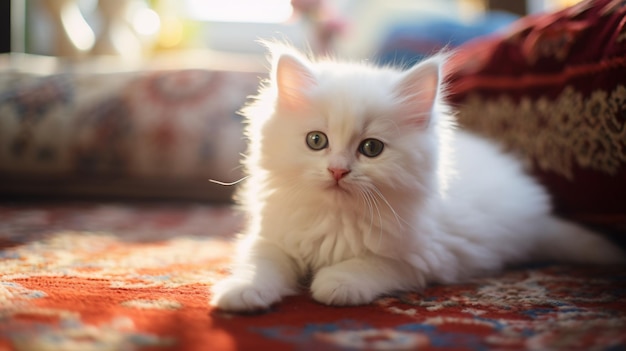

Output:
xmin=359 ymin=184 xmax=384 ymax=251
xmin=369 ymin=189 xmax=384 ymax=250
xmin=357 ymin=185 xmax=375 ymax=241
xmin=371 ymin=186 xmax=410 ymax=230
xmin=209 ymin=176 xmax=249 ymax=186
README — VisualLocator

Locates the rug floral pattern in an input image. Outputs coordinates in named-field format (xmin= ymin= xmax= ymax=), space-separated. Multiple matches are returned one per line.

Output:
xmin=1 ymin=202 xmax=625 ymax=351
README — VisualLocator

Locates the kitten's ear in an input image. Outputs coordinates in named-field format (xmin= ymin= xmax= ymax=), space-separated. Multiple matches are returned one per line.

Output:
xmin=394 ymin=57 xmax=442 ymax=129
xmin=274 ymin=53 xmax=317 ymax=111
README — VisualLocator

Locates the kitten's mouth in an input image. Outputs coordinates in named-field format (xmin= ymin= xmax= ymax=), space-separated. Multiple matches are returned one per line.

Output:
xmin=327 ymin=181 xmax=351 ymax=194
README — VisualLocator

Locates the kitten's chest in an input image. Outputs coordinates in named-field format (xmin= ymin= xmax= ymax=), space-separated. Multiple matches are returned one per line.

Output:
xmin=266 ymin=203 xmax=372 ymax=270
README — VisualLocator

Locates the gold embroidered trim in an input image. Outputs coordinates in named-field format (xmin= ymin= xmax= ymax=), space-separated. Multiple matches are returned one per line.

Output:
xmin=457 ymin=84 xmax=626 ymax=179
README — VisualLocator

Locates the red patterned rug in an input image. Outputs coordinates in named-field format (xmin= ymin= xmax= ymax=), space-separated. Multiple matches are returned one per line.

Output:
xmin=1 ymin=201 xmax=625 ymax=351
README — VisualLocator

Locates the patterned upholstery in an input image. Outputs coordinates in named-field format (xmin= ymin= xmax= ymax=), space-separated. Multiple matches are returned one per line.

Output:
xmin=447 ymin=0 xmax=626 ymax=234
xmin=0 ymin=67 xmax=260 ymax=201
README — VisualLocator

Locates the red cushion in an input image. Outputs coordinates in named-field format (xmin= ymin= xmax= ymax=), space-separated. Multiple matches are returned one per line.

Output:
xmin=447 ymin=0 xmax=626 ymax=234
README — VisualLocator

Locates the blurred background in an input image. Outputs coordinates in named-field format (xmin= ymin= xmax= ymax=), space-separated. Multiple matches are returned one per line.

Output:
xmin=0 ymin=0 xmax=596 ymax=202
xmin=2 ymin=0 xmax=583 ymax=64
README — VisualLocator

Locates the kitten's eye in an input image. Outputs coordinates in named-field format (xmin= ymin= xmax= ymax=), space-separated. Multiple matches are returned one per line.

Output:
xmin=306 ymin=131 xmax=328 ymax=151
xmin=358 ymin=138 xmax=384 ymax=157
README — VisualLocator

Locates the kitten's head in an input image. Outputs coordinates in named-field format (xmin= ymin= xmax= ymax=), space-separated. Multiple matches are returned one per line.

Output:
xmin=243 ymin=45 xmax=451 ymax=205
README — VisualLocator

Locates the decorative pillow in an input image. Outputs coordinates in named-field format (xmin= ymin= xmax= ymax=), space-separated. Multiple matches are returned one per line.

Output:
xmin=447 ymin=0 xmax=626 ymax=234
xmin=0 ymin=67 xmax=261 ymax=202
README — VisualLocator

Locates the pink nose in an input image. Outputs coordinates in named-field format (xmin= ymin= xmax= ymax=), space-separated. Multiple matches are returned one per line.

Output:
xmin=328 ymin=168 xmax=351 ymax=181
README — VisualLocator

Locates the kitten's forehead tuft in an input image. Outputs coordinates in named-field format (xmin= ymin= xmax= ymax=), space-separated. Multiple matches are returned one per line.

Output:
xmin=310 ymin=65 xmax=403 ymax=139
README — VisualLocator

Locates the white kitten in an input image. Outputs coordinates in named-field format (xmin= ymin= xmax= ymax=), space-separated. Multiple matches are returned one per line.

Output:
xmin=210 ymin=45 xmax=624 ymax=312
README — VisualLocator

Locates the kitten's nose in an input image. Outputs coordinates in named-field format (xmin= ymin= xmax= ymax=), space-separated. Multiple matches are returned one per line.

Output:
xmin=328 ymin=167 xmax=351 ymax=181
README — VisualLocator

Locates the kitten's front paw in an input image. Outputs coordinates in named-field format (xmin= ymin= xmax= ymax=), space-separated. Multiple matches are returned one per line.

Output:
xmin=310 ymin=268 xmax=376 ymax=306
xmin=210 ymin=278 xmax=281 ymax=312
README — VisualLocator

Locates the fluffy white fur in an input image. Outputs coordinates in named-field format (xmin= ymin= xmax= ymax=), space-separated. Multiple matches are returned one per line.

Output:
xmin=210 ymin=45 xmax=625 ymax=312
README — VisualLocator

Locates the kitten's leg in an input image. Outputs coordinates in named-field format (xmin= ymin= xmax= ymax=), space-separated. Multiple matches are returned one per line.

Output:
xmin=311 ymin=255 xmax=420 ymax=306
xmin=210 ymin=240 xmax=300 ymax=312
